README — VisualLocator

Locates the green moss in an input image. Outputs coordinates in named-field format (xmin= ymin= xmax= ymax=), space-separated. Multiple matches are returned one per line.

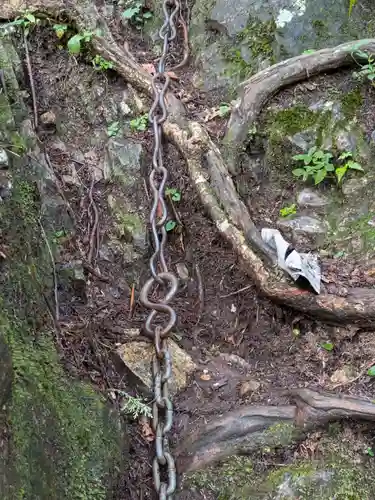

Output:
xmin=269 ymin=105 xmax=317 ymax=137
xmin=0 ymin=36 xmax=124 ymax=499
xmin=223 ymin=17 xmax=276 ymax=83
xmin=341 ymin=88 xmax=363 ymax=120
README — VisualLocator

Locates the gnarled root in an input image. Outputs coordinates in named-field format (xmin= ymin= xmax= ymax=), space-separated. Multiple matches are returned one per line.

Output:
xmin=3 ymin=1 xmax=375 ymax=324
xmin=177 ymin=388 xmax=375 ymax=473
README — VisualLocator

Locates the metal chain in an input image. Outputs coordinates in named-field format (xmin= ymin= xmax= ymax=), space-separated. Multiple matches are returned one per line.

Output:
xmin=139 ymin=1 xmax=182 ymax=498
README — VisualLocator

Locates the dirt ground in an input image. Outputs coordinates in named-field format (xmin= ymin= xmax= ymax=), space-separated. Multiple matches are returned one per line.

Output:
xmin=16 ymin=13 xmax=375 ymax=500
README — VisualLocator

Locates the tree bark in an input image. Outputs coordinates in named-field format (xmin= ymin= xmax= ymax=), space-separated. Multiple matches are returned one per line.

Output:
xmin=177 ymin=388 xmax=375 ymax=473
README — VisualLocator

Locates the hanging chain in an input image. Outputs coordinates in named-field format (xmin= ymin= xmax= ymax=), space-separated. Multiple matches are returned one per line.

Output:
xmin=139 ymin=1 xmax=183 ymax=498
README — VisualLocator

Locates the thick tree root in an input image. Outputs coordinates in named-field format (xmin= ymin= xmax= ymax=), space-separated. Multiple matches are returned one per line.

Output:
xmin=177 ymin=388 xmax=375 ymax=473
xmin=4 ymin=1 xmax=375 ymax=324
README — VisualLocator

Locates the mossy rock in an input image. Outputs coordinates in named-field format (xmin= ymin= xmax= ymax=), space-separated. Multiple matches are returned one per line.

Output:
xmin=0 ymin=33 xmax=126 ymax=499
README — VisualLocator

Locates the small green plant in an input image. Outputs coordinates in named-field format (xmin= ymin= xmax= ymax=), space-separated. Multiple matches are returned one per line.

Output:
xmin=365 ymin=447 xmax=375 ymax=457
xmin=279 ymin=203 xmax=297 ymax=217
xmin=165 ymin=220 xmax=177 ymax=232
xmin=292 ymin=147 xmax=363 ymax=185
xmin=107 ymin=121 xmax=120 ymax=137
xmin=335 ymin=151 xmax=363 ymax=183
xmin=166 ymin=187 xmax=181 ymax=202
xmin=67 ymin=30 xmax=97 ymax=55
xmin=92 ymin=54 xmax=113 ymax=71
xmin=293 ymin=147 xmax=334 ymax=185
xmin=352 ymin=50 xmax=375 ymax=84
xmin=320 ymin=341 xmax=334 ymax=351
xmin=52 ymin=229 xmax=66 ymax=244
xmin=130 ymin=114 xmax=149 ymax=132
xmin=111 ymin=390 xmax=151 ymax=419
xmin=367 ymin=365 xmax=375 ymax=376
xmin=122 ymin=2 xmax=153 ymax=26
xmin=7 ymin=11 xmax=40 ymax=35
xmin=218 ymin=103 xmax=231 ymax=118
xmin=53 ymin=23 xmax=68 ymax=39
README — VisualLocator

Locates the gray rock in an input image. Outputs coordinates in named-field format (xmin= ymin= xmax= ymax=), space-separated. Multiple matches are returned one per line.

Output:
xmin=104 ymin=138 xmax=144 ymax=186
xmin=40 ymin=110 xmax=56 ymax=126
xmin=59 ymin=260 xmax=86 ymax=300
xmin=289 ymin=129 xmax=315 ymax=151
xmin=0 ymin=171 xmax=12 ymax=200
xmin=297 ymin=189 xmax=328 ymax=208
xmin=335 ymin=128 xmax=357 ymax=153
xmin=115 ymin=341 xmax=196 ymax=397
xmin=279 ymin=215 xmax=327 ymax=235
xmin=342 ymin=176 xmax=369 ymax=196
xmin=0 ymin=148 xmax=9 ymax=168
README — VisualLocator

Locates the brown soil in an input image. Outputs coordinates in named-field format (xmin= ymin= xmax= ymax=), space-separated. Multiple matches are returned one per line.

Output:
xmin=16 ymin=13 xmax=375 ymax=500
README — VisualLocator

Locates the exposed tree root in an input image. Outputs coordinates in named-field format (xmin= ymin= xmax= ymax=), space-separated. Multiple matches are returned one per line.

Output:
xmin=3 ymin=1 xmax=375 ymax=323
xmin=177 ymin=388 xmax=375 ymax=473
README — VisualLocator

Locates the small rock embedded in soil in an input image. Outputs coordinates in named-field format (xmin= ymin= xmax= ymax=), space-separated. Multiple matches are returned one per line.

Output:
xmin=0 ymin=148 xmax=9 ymax=168
xmin=40 ymin=110 xmax=57 ymax=126
xmin=342 ymin=176 xmax=369 ymax=196
xmin=239 ymin=379 xmax=260 ymax=397
xmin=115 ymin=341 xmax=196 ymax=396
xmin=330 ymin=367 xmax=354 ymax=386
xmin=297 ymin=188 xmax=328 ymax=208
xmin=278 ymin=215 xmax=327 ymax=235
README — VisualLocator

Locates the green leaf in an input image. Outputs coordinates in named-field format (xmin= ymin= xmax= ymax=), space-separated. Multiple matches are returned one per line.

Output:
xmin=292 ymin=154 xmax=308 ymax=161
xmin=339 ymin=151 xmax=352 ymax=160
xmin=280 ymin=203 xmax=297 ymax=217
xmin=302 ymin=49 xmax=315 ymax=54
xmin=325 ymin=163 xmax=335 ymax=172
xmin=67 ymin=34 xmax=83 ymax=54
xmin=347 ymin=161 xmax=364 ymax=171
xmin=53 ymin=24 xmax=68 ymax=38
xmin=292 ymin=168 xmax=305 ymax=178
xmin=335 ymin=166 xmax=347 ymax=184
xmin=368 ymin=74 xmax=375 ymax=80
xmin=320 ymin=342 xmax=334 ymax=351
xmin=367 ymin=366 xmax=375 ymax=376
xmin=142 ymin=11 xmax=153 ymax=19
xmin=166 ymin=188 xmax=181 ymax=202
xmin=307 ymin=146 xmax=317 ymax=156
xmin=348 ymin=0 xmax=358 ymax=17
xmin=25 ymin=13 xmax=36 ymax=23
xmin=367 ymin=448 xmax=375 ymax=457
xmin=314 ymin=169 xmax=327 ymax=185
xmin=107 ymin=121 xmax=120 ymax=137
xmin=123 ymin=6 xmax=140 ymax=19
xmin=165 ymin=220 xmax=177 ymax=232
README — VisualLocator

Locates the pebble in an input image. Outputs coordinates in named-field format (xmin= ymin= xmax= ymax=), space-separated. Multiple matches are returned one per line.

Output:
xmin=40 ymin=110 xmax=57 ymax=126
xmin=297 ymin=188 xmax=328 ymax=208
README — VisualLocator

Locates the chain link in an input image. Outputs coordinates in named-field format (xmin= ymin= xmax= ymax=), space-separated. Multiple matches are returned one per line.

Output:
xmin=139 ymin=1 xmax=183 ymax=497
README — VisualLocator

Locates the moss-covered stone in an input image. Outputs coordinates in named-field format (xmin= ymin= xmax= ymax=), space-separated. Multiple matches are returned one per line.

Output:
xmin=0 ymin=33 xmax=125 ymax=500
xmin=341 ymin=88 xmax=363 ymax=120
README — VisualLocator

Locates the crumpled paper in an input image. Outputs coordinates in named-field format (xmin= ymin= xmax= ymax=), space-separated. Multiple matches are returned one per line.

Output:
xmin=261 ymin=228 xmax=321 ymax=294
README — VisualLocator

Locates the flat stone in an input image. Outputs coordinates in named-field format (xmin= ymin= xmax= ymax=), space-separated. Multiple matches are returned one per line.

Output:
xmin=297 ymin=188 xmax=328 ymax=208
xmin=342 ymin=176 xmax=369 ymax=196
xmin=104 ymin=138 xmax=144 ymax=186
xmin=278 ymin=215 xmax=327 ymax=235
xmin=116 ymin=341 xmax=196 ymax=396
xmin=0 ymin=148 xmax=9 ymax=168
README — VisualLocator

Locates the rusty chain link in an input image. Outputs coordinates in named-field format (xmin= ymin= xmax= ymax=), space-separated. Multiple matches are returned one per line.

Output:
xmin=139 ymin=0 xmax=185 ymax=498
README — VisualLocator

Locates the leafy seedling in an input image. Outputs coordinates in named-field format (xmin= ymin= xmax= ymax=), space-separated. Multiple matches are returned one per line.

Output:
xmin=166 ymin=187 xmax=181 ymax=202
xmin=92 ymin=54 xmax=113 ymax=71
xmin=107 ymin=121 xmax=120 ymax=137
xmin=7 ymin=12 xmax=40 ymax=35
xmin=122 ymin=2 xmax=153 ymax=26
xmin=335 ymin=151 xmax=364 ymax=183
xmin=67 ymin=31 xmax=97 ymax=55
xmin=218 ymin=103 xmax=231 ymax=118
xmin=165 ymin=220 xmax=177 ymax=232
xmin=130 ymin=114 xmax=149 ymax=132
xmin=349 ymin=0 xmax=358 ymax=16
xmin=53 ymin=24 xmax=68 ymax=39
xmin=280 ymin=203 xmax=297 ymax=217
xmin=352 ymin=50 xmax=375 ymax=84
xmin=365 ymin=447 xmax=375 ymax=457
xmin=320 ymin=341 xmax=334 ymax=351
xmin=367 ymin=365 xmax=375 ymax=377
xmin=302 ymin=49 xmax=316 ymax=54
xmin=293 ymin=146 xmax=334 ymax=185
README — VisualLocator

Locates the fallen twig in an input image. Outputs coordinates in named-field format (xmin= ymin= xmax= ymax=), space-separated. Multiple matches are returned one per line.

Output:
xmin=39 ymin=218 xmax=59 ymax=322
xmin=87 ymin=175 xmax=99 ymax=265
xmin=220 ymin=284 xmax=253 ymax=299
xmin=23 ymin=30 xmax=38 ymax=129
xmin=194 ymin=262 xmax=204 ymax=326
